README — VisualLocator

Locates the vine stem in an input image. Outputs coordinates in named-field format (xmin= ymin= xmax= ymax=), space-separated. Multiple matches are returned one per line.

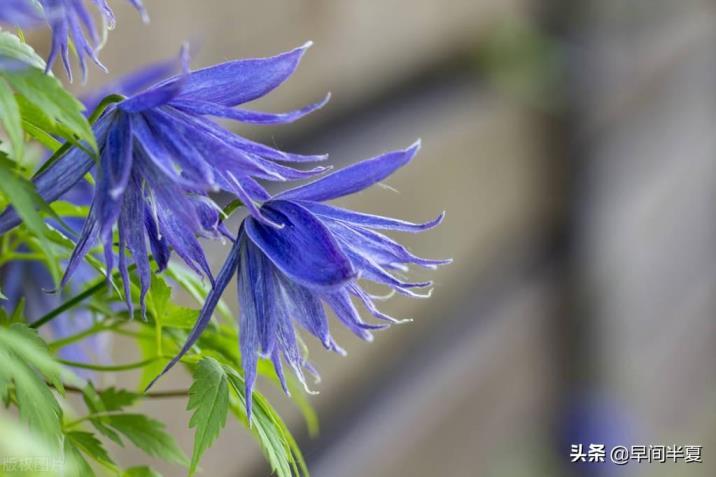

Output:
xmin=61 ymin=384 xmax=189 ymax=399
xmin=30 ymin=263 xmax=137 ymax=329
xmin=58 ymin=357 xmax=159 ymax=372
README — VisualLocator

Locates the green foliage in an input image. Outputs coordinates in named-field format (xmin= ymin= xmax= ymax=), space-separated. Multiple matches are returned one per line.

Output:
xmin=187 ymin=358 xmax=229 ymax=475
xmin=0 ymin=324 xmax=65 ymax=449
xmin=105 ymin=414 xmax=189 ymax=467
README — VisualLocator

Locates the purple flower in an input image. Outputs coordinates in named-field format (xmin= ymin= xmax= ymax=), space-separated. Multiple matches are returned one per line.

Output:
xmin=40 ymin=0 xmax=147 ymax=80
xmin=0 ymin=0 xmax=42 ymax=27
xmin=0 ymin=43 xmax=330 ymax=316
xmin=149 ymin=142 xmax=450 ymax=417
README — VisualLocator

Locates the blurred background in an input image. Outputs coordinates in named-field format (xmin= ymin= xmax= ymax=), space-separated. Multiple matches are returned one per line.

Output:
xmin=33 ymin=0 xmax=716 ymax=475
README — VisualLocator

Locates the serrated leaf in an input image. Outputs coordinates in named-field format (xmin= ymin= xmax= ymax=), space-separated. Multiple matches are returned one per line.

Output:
xmin=187 ymin=358 xmax=229 ymax=475
xmin=0 ymin=77 xmax=23 ymax=160
xmin=0 ymin=333 xmax=63 ymax=449
xmin=81 ymin=382 xmax=124 ymax=446
xmin=224 ymin=366 xmax=308 ymax=477
xmin=64 ymin=435 xmax=96 ymax=477
xmin=107 ymin=414 xmax=188 ymax=467
xmin=9 ymin=323 xmax=65 ymax=392
xmin=98 ymin=387 xmax=141 ymax=411
xmin=65 ymin=430 xmax=118 ymax=472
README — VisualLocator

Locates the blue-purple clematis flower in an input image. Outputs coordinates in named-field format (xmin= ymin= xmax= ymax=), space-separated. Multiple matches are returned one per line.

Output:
xmin=0 ymin=43 xmax=330 ymax=316
xmin=39 ymin=0 xmax=147 ymax=80
xmin=149 ymin=142 xmax=450 ymax=417
xmin=0 ymin=0 xmax=42 ymax=27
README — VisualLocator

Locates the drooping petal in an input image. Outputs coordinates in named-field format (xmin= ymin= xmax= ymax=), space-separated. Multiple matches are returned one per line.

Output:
xmin=323 ymin=290 xmax=383 ymax=341
xmin=327 ymin=219 xmax=452 ymax=270
xmin=118 ymin=174 xmax=151 ymax=317
xmin=277 ymin=141 xmax=421 ymax=202
xmin=172 ymin=92 xmax=330 ymax=125
xmin=274 ymin=271 xmax=332 ymax=348
xmin=301 ymin=202 xmax=445 ymax=233
xmin=144 ymin=207 xmax=169 ymax=272
xmin=244 ymin=200 xmax=356 ymax=289
xmin=172 ymin=42 xmax=312 ymax=107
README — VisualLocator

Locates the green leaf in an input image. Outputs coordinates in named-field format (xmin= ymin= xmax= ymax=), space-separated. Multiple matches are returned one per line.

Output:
xmin=9 ymin=323 xmax=65 ymax=392
xmin=107 ymin=414 xmax=189 ymax=467
xmin=65 ymin=430 xmax=118 ymax=472
xmin=0 ymin=326 xmax=63 ymax=449
xmin=0 ymin=31 xmax=46 ymax=70
xmin=2 ymin=68 xmax=95 ymax=151
xmin=0 ymin=152 xmax=60 ymax=282
xmin=187 ymin=358 xmax=229 ymax=475
xmin=136 ymin=332 xmax=169 ymax=391
xmin=64 ymin=435 xmax=97 ymax=477
xmin=123 ymin=466 xmax=163 ymax=477
xmin=97 ymin=387 xmax=141 ymax=411
xmin=81 ymin=383 xmax=128 ymax=446
xmin=0 ymin=77 xmax=23 ymax=160
xmin=224 ymin=366 xmax=308 ymax=477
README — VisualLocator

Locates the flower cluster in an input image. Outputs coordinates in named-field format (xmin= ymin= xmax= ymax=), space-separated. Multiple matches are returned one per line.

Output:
xmin=1 ymin=0 xmax=146 ymax=80
xmin=0 ymin=1 xmax=449 ymax=416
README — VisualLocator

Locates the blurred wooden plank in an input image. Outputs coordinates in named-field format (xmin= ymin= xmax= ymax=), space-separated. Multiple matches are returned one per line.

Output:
xmin=90 ymin=0 xmax=527 ymax=114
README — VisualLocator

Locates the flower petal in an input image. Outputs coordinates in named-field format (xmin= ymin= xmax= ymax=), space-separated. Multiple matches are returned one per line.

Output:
xmin=277 ymin=141 xmax=421 ymax=202
xmin=245 ymin=200 xmax=356 ymax=289
xmin=172 ymin=92 xmax=330 ymax=125
xmin=174 ymin=42 xmax=312 ymax=107
xmin=302 ymin=202 xmax=445 ymax=233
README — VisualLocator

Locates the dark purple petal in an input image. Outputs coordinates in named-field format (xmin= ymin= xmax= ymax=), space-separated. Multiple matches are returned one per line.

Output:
xmin=277 ymin=141 xmax=421 ymax=202
xmin=245 ymin=200 xmax=356 ymax=289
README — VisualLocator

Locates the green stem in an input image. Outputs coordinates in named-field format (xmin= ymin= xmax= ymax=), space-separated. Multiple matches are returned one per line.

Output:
xmin=64 ymin=411 xmax=127 ymax=430
xmin=62 ymin=384 xmax=189 ymax=399
xmin=30 ymin=263 xmax=137 ymax=329
xmin=58 ymin=357 xmax=159 ymax=372
xmin=48 ymin=321 xmax=118 ymax=351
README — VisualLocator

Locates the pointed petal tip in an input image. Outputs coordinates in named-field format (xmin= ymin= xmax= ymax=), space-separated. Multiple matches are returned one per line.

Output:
xmin=299 ymin=41 xmax=314 ymax=51
xmin=408 ymin=139 xmax=422 ymax=154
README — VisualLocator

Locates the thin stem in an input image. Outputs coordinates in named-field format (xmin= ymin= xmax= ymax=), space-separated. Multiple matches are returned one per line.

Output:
xmin=58 ymin=357 xmax=159 ymax=372
xmin=48 ymin=321 xmax=119 ymax=351
xmin=62 ymin=384 xmax=189 ymax=399
xmin=29 ymin=280 xmax=105 ymax=329
xmin=30 ymin=263 xmax=137 ymax=329
xmin=64 ymin=411 xmax=128 ymax=430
